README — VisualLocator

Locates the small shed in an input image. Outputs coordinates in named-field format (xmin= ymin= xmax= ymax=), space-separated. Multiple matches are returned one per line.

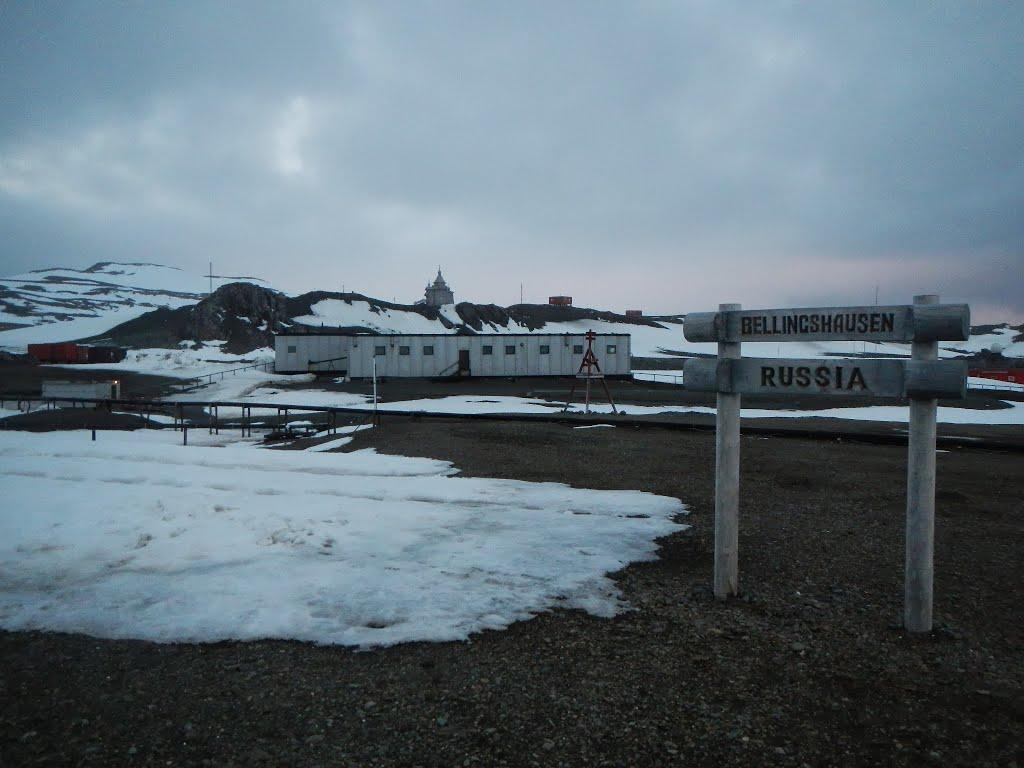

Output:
xmin=41 ymin=380 xmax=122 ymax=400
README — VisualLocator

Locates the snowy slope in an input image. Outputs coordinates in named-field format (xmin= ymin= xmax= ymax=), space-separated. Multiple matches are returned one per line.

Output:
xmin=293 ymin=299 xmax=459 ymax=334
xmin=294 ymin=298 xmax=685 ymax=355
xmin=0 ymin=262 xmax=263 ymax=348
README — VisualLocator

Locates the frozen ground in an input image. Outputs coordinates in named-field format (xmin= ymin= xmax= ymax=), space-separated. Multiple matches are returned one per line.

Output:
xmin=130 ymin=376 xmax=1024 ymax=426
xmin=335 ymin=394 xmax=1024 ymax=426
xmin=89 ymin=343 xmax=274 ymax=379
xmin=0 ymin=430 xmax=686 ymax=647
xmin=967 ymin=376 xmax=1024 ymax=392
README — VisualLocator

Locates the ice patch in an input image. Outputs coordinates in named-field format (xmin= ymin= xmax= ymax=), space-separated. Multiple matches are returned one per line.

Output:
xmin=0 ymin=430 xmax=686 ymax=647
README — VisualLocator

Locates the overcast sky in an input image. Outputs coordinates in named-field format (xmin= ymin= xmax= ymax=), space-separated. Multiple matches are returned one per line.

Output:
xmin=1 ymin=2 xmax=1021 ymax=321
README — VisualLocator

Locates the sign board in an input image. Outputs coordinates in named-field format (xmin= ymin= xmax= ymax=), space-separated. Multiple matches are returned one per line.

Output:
xmin=686 ymin=358 xmax=967 ymax=399
xmin=691 ymin=295 xmax=969 ymax=635
xmin=683 ymin=303 xmax=970 ymax=344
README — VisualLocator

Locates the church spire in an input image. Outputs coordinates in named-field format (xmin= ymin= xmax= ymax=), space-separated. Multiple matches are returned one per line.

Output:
xmin=424 ymin=267 xmax=454 ymax=306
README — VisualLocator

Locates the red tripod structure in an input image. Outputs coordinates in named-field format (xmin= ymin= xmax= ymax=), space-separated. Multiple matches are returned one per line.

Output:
xmin=563 ymin=330 xmax=618 ymax=414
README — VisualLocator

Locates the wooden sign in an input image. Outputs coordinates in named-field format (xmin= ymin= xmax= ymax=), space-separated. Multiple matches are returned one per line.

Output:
xmin=691 ymin=296 xmax=968 ymax=635
xmin=686 ymin=358 xmax=967 ymax=399
xmin=683 ymin=303 xmax=970 ymax=343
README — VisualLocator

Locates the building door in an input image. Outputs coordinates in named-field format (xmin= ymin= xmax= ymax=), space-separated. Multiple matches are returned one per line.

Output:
xmin=458 ymin=349 xmax=470 ymax=375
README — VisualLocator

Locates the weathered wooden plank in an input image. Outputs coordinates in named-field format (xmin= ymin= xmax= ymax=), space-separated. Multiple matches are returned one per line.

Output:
xmin=685 ymin=357 xmax=966 ymax=399
xmin=683 ymin=303 xmax=969 ymax=343
xmin=714 ymin=303 xmax=741 ymax=600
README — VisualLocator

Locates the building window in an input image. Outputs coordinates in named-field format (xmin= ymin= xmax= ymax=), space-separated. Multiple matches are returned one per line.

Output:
xmin=287 ymin=345 xmax=297 ymax=353
xmin=606 ymin=344 xmax=617 ymax=354
xmin=482 ymin=345 xmax=493 ymax=355
xmin=505 ymin=345 xmax=516 ymax=355
xmin=423 ymin=345 xmax=434 ymax=356
xmin=539 ymin=345 xmax=550 ymax=354
xmin=573 ymin=344 xmax=583 ymax=354
xmin=399 ymin=346 xmax=410 ymax=356
xmin=374 ymin=346 xmax=386 ymax=356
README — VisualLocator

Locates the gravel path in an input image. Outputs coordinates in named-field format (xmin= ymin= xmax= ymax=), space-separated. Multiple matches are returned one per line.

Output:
xmin=1 ymin=419 xmax=1021 ymax=766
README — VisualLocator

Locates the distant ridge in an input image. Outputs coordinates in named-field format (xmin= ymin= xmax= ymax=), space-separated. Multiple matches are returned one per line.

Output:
xmin=1 ymin=261 xmax=1021 ymax=361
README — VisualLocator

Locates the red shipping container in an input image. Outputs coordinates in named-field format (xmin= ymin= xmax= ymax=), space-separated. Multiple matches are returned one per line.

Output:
xmin=51 ymin=343 xmax=78 ymax=363
xmin=27 ymin=343 xmax=54 ymax=361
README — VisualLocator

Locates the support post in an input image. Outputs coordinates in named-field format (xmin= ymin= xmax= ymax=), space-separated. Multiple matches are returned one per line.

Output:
xmin=905 ymin=294 xmax=939 ymax=632
xmin=715 ymin=302 xmax=741 ymax=599
xmin=183 ymin=426 xmax=188 ymax=446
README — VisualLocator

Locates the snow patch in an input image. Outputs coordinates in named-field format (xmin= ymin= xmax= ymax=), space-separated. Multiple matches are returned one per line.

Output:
xmin=0 ymin=430 xmax=686 ymax=647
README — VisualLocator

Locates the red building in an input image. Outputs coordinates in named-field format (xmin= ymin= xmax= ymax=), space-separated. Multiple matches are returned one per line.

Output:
xmin=548 ymin=296 xmax=572 ymax=306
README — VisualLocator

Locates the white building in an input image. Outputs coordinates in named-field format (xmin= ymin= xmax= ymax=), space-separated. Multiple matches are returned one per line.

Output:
xmin=422 ymin=269 xmax=455 ymax=307
xmin=274 ymin=332 xmax=631 ymax=378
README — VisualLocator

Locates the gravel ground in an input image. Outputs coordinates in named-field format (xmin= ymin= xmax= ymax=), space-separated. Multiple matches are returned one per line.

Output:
xmin=1 ymin=418 xmax=1022 ymax=767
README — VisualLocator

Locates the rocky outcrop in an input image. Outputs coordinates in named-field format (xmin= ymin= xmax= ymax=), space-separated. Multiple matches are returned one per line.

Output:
xmin=84 ymin=283 xmax=289 ymax=353
xmin=504 ymin=303 xmax=679 ymax=330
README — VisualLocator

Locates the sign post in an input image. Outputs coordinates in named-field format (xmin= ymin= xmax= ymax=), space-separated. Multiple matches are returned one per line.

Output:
xmin=684 ymin=297 xmax=969 ymax=631
xmin=905 ymin=294 xmax=939 ymax=632
xmin=715 ymin=303 xmax=741 ymax=599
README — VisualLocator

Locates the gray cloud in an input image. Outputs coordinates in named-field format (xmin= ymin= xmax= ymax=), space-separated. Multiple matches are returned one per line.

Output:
xmin=1 ymin=1 xmax=1021 ymax=320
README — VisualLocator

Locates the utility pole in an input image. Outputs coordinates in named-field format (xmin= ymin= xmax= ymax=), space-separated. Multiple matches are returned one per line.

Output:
xmin=207 ymin=262 xmax=214 ymax=296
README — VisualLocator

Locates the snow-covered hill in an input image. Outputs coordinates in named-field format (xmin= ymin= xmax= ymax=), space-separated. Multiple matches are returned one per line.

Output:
xmin=1 ymin=261 xmax=1021 ymax=360
xmin=0 ymin=262 xmax=263 ymax=346
xmin=292 ymin=296 xmax=687 ymax=356
xmin=292 ymin=296 xmax=1024 ymax=360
